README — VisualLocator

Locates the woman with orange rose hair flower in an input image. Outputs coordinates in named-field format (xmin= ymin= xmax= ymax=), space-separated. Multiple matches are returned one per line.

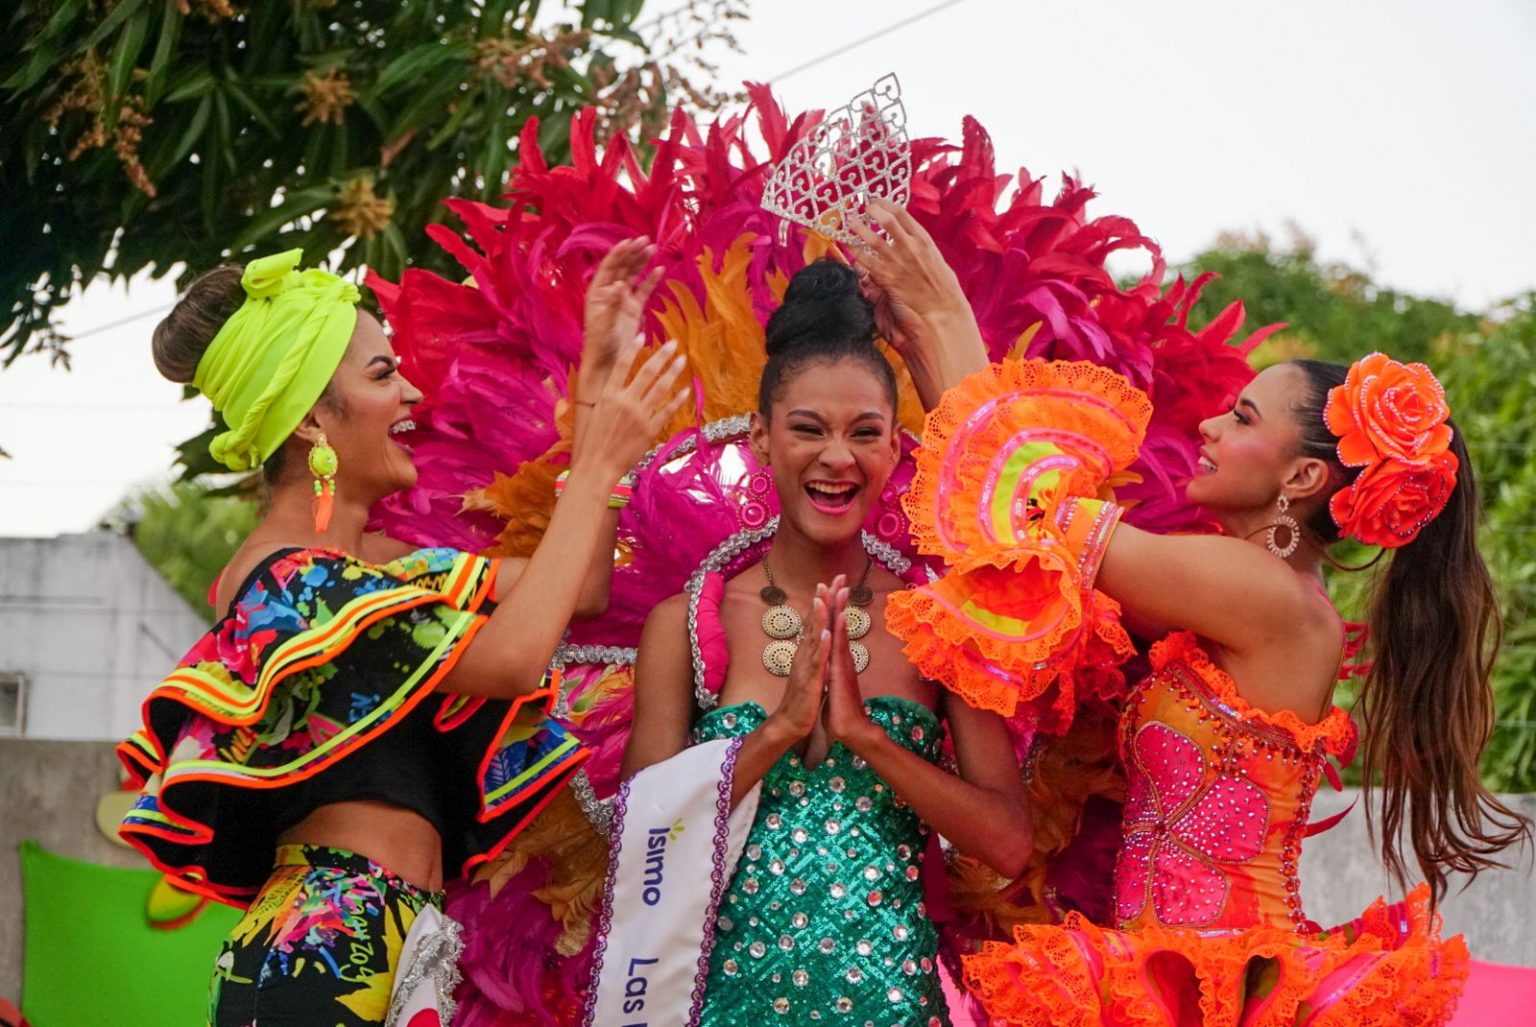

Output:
xmin=853 ymin=199 xmax=1531 ymax=1026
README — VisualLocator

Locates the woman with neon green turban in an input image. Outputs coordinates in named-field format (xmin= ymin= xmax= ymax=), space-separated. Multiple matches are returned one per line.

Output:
xmin=116 ymin=245 xmax=686 ymax=1025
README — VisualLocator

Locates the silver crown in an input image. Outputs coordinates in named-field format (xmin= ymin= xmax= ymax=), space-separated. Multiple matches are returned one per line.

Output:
xmin=761 ymin=73 xmax=911 ymax=245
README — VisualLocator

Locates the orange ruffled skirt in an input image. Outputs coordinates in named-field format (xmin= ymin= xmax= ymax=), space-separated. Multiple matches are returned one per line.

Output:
xmin=962 ymin=885 xmax=1467 ymax=1027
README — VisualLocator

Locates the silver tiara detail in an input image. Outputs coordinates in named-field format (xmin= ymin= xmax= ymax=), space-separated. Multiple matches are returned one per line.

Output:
xmin=761 ymin=73 xmax=911 ymax=245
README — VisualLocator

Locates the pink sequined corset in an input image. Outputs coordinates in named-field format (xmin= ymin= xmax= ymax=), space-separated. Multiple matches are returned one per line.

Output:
xmin=1113 ymin=633 xmax=1356 ymax=934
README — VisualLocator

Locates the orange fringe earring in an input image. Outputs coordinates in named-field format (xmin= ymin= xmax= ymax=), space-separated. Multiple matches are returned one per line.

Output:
xmin=308 ymin=432 xmax=338 ymax=533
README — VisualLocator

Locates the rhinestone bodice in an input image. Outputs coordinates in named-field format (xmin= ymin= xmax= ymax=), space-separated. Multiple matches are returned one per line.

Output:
xmin=1114 ymin=634 xmax=1354 ymax=934
xmin=693 ymin=696 xmax=952 ymax=1026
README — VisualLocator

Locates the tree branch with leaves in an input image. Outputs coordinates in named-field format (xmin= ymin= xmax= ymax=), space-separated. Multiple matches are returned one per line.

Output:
xmin=0 ymin=0 xmax=747 ymax=367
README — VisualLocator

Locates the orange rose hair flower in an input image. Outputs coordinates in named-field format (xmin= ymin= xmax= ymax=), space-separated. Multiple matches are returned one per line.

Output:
xmin=1324 ymin=353 xmax=1458 ymax=548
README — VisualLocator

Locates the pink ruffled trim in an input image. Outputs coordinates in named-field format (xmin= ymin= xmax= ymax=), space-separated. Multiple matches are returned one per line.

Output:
xmin=1149 ymin=632 xmax=1357 ymax=757
xmin=696 ymin=572 xmax=730 ymax=695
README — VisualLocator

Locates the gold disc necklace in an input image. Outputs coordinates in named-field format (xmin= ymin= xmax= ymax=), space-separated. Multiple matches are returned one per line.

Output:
xmin=759 ymin=553 xmax=873 ymax=676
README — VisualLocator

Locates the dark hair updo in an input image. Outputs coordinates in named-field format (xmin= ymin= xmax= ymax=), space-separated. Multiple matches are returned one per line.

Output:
xmin=151 ymin=265 xmax=246 ymax=385
xmin=758 ymin=258 xmax=898 ymax=415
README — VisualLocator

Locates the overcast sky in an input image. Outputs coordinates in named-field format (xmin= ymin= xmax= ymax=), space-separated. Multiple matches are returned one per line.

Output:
xmin=2 ymin=0 xmax=1532 ymax=537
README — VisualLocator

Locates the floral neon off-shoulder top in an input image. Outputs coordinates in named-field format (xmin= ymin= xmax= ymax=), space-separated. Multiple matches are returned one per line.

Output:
xmin=117 ymin=546 xmax=588 ymax=905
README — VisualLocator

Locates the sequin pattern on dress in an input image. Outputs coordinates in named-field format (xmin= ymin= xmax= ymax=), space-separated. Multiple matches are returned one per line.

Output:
xmin=693 ymin=696 xmax=952 ymax=1026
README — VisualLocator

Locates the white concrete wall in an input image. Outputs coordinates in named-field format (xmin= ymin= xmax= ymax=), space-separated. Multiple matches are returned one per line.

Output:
xmin=0 ymin=533 xmax=206 ymax=741
xmin=1301 ymin=788 xmax=1536 ymax=966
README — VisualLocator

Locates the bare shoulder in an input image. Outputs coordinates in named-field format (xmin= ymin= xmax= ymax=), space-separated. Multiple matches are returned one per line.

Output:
xmin=1296 ymin=578 xmax=1346 ymax=652
xmin=215 ymin=537 xmax=310 ymax=613
xmin=626 ymin=592 xmax=698 ymax=775
xmin=1228 ymin=566 xmax=1340 ymax=663
xmin=1266 ymin=569 xmax=1342 ymax=645
xmin=1224 ymin=578 xmax=1346 ymax=719
xmin=215 ymin=530 xmax=411 ymax=613
xmin=1102 ymin=524 xmax=1333 ymax=654
xmin=868 ymin=562 xmax=907 ymax=590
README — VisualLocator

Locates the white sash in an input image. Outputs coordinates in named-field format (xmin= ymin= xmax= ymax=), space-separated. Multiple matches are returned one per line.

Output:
xmin=583 ymin=737 xmax=760 ymax=1027
xmin=384 ymin=904 xmax=462 ymax=1027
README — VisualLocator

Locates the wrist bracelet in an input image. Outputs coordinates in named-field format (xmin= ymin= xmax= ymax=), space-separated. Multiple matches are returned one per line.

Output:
xmin=553 ymin=468 xmax=633 ymax=509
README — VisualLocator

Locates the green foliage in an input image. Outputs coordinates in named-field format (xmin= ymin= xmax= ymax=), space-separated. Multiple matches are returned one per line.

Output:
xmin=1187 ymin=228 xmax=1478 ymax=369
xmin=0 ymin=0 xmax=744 ymax=367
xmin=1436 ymin=297 xmax=1536 ymax=791
xmin=112 ymin=480 xmax=260 ymax=621
xmin=1188 ymin=232 xmax=1536 ymax=791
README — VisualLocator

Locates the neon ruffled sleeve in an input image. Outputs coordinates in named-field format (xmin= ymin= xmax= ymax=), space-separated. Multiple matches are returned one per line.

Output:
xmin=116 ymin=546 xmax=587 ymax=904
xmin=886 ymin=360 xmax=1152 ymax=723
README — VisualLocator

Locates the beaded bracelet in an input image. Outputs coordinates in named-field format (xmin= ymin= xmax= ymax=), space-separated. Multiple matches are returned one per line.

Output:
xmin=554 ymin=469 xmax=634 ymax=509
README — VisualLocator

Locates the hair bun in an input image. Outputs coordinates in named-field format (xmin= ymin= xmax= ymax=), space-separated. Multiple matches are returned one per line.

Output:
xmin=764 ymin=259 xmax=876 ymax=357
xmin=151 ymin=266 xmax=246 ymax=384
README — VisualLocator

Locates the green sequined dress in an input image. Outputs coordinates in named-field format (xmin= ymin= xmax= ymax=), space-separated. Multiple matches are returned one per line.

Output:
xmin=693 ymin=696 xmax=953 ymax=1027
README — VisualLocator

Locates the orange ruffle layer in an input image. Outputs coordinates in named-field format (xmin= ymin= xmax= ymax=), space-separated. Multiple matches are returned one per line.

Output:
xmin=884 ymin=356 xmax=1148 ymax=718
xmin=888 ymin=359 xmax=1150 ymax=720
xmin=887 ymin=556 xmax=1134 ymax=723
xmin=904 ymin=359 xmax=1152 ymax=562
xmin=1150 ymin=632 xmax=1357 ymax=757
xmin=962 ymin=884 xmax=1467 ymax=1027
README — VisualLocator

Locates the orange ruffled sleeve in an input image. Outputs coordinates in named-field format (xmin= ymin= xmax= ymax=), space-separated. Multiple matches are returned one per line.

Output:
xmin=886 ymin=360 xmax=1152 ymax=722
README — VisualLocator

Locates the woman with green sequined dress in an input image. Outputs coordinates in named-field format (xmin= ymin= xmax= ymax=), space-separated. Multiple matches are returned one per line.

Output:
xmin=622 ymin=259 xmax=1033 ymax=1026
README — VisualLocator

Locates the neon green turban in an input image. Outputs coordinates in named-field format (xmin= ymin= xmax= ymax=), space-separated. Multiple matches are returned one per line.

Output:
xmin=192 ymin=249 xmax=360 ymax=472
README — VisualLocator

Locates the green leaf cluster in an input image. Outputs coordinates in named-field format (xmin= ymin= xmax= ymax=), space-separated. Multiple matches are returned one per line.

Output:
xmin=1437 ymin=299 xmax=1536 ymax=791
xmin=108 ymin=479 xmax=261 ymax=621
xmin=0 ymin=0 xmax=664 ymax=366
xmin=1187 ymin=229 xmax=1478 ymax=369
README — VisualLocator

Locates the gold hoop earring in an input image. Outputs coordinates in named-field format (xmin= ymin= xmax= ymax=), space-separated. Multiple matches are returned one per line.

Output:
xmin=1266 ymin=493 xmax=1299 ymax=559
xmin=308 ymin=432 xmax=338 ymax=533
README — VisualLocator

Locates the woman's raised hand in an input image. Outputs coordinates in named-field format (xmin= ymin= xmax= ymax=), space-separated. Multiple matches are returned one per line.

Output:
xmin=766 ymin=578 xmax=841 ymax=743
xmin=851 ymin=198 xmax=966 ymax=336
xmin=572 ymin=334 xmax=689 ymax=484
xmin=850 ymin=197 xmax=988 ymax=407
xmin=580 ymin=238 xmax=664 ymax=398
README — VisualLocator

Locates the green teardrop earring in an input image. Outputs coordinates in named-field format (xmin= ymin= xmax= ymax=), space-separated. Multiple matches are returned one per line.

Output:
xmin=308 ymin=432 xmax=338 ymax=532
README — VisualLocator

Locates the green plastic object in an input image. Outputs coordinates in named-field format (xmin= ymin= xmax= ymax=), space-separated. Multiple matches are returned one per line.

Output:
xmin=19 ymin=841 xmax=239 ymax=1026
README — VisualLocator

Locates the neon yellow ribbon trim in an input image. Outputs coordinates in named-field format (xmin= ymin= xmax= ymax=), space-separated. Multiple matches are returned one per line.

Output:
xmin=991 ymin=440 xmax=1064 ymax=537
xmin=484 ymin=737 xmax=585 ymax=805
xmin=162 ymin=607 xmax=480 ymax=781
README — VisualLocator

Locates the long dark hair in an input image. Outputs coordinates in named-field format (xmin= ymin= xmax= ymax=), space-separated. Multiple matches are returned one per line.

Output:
xmin=1291 ymin=358 xmax=1531 ymax=901
xmin=758 ymin=258 xmax=897 ymax=414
